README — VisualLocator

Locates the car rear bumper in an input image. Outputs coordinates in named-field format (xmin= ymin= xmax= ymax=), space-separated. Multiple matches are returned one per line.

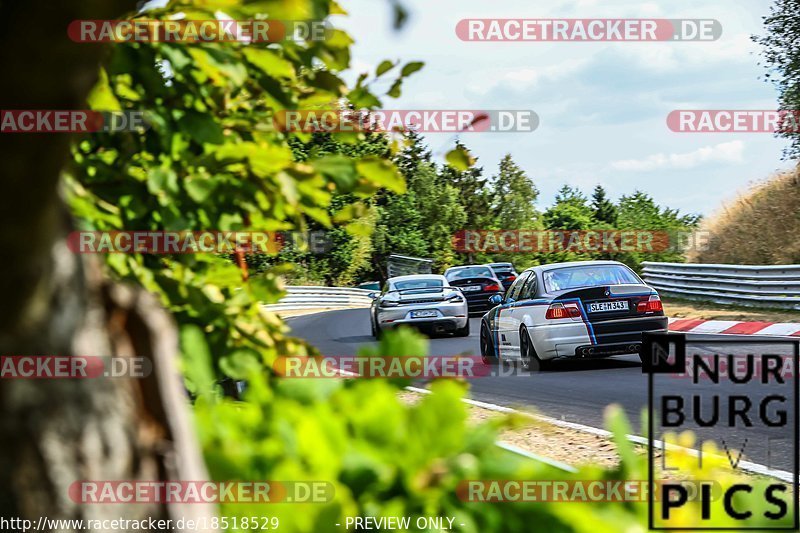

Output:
xmin=378 ymin=316 xmax=468 ymax=332
xmin=463 ymin=292 xmax=502 ymax=313
xmin=376 ymin=300 xmax=469 ymax=331
xmin=530 ymin=315 xmax=668 ymax=360
xmin=573 ymin=342 xmax=643 ymax=358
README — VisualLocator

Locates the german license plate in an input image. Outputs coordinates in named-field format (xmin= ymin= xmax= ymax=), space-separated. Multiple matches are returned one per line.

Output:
xmin=588 ymin=300 xmax=628 ymax=313
xmin=461 ymin=285 xmax=481 ymax=292
xmin=411 ymin=310 xmax=437 ymax=318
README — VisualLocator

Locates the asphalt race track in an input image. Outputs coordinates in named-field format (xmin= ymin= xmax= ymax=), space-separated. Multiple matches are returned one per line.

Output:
xmin=288 ymin=308 xmax=798 ymax=473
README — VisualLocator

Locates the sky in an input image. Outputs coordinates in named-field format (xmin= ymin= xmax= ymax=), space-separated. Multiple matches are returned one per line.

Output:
xmin=335 ymin=0 xmax=794 ymax=217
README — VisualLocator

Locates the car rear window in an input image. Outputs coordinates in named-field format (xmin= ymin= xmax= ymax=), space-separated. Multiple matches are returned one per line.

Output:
xmin=446 ymin=267 xmax=494 ymax=280
xmin=393 ymin=279 xmax=444 ymax=291
xmin=542 ymin=265 xmax=640 ymax=292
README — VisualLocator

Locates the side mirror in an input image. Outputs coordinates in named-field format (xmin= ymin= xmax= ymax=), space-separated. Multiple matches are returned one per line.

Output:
xmin=368 ymin=292 xmax=378 ymax=300
xmin=488 ymin=294 xmax=503 ymax=306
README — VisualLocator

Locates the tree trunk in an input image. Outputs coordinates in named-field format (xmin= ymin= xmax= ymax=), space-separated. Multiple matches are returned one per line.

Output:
xmin=0 ymin=1 xmax=216 ymax=529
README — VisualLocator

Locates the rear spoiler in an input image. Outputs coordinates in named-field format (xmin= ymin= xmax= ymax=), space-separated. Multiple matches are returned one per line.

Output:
xmin=385 ymin=287 xmax=458 ymax=294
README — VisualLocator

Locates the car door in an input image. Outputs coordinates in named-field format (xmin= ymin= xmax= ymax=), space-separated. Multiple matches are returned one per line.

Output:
xmin=504 ymin=272 xmax=539 ymax=358
xmin=496 ymin=271 xmax=530 ymax=361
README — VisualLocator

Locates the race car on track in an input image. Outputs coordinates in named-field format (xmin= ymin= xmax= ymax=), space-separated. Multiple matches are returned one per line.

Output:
xmin=479 ymin=260 xmax=668 ymax=370
xmin=443 ymin=265 xmax=505 ymax=314
xmin=486 ymin=262 xmax=518 ymax=290
xmin=370 ymin=274 xmax=470 ymax=338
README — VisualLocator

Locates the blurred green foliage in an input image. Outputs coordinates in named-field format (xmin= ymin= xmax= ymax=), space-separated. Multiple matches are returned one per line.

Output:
xmin=61 ymin=0 xmax=779 ymax=531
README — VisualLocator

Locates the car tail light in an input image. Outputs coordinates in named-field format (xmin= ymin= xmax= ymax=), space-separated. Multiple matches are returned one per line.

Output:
xmin=484 ymin=283 xmax=501 ymax=292
xmin=505 ymin=275 xmax=516 ymax=282
xmin=546 ymin=302 xmax=581 ymax=319
xmin=637 ymin=295 xmax=663 ymax=313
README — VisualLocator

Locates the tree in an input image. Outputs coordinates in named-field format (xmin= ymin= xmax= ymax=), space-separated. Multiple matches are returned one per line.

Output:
xmin=440 ymin=141 xmax=490 ymax=227
xmin=395 ymin=129 xmax=432 ymax=178
xmin=490 ymin=154 xmax=540 ymax=230
xmin=543 ymin=185 xmax=594 ymax=230
xmin=615 ymin=190 xmax=701 ymax=268
xmin=259 ymin=132 xmax=392 ymax=285
xmin=591 ymin=185 xmax=618 ymax=225
xmin=0 ymin=0 xmax=217 ymax=525
xmin=411 ymin=162 xmax=467 ymax=270
xmin=756 ymin=0 xmax=800 ymax=158
xmin=371 ymin=134 xmax=466 ymax=276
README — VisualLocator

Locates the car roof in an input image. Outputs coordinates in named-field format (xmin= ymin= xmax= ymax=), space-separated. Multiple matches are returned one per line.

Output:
xmin=487 ymin=262 xmax=513 ymax=268
xmin=524 ymin=260 xmax=628 ymax=273
xmin=445 ymin=264 xmax=492 ymax=271
xmin=387 ymin=274 xmax=447 ymax=283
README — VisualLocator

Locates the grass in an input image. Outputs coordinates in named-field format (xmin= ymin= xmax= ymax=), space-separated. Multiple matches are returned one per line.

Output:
xmin=691 ymin=166 xmax=800 ymax=265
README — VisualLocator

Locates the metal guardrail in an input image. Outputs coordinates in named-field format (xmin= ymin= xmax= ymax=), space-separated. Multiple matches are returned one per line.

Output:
xmin=264 ymin=286 xmax=374 ymax=311
xmin=642 ymin=262 xmax=800 ymax=310
xmin=387 ymin=253 xmax=433 ymax=278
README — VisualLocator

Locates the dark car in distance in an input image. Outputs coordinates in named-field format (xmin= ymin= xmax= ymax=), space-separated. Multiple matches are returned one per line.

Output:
xmin=486 ymin=262 xmax=518 ymax=290
xmin=443 ymin=265 xmax=505 ymax=314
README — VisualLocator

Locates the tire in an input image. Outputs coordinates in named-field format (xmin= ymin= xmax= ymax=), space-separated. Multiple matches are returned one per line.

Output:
xmin=480 ymin=323 xmax=498 ymax=365
xmin=454 ymin=318 xmax=470 ymax=337
xmin=520 ymin=327 xmax=547 ymax=372
xmin=371 ymin=316 xmax=382 ymax=340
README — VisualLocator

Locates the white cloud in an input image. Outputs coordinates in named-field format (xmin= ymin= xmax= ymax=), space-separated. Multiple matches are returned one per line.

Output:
xmin=610 ymin=140 xmax=745 ymax=171
xmin=467 ymin=58 xmax=589 ymax=94
xmin=617 ymin=32 xmax=758 ymax=73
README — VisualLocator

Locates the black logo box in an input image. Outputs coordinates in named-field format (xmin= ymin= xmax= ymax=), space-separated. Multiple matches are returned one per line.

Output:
xmin=643 ymin=332 xmax=799 ymax=531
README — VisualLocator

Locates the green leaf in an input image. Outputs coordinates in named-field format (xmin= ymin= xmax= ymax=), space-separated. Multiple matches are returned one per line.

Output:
xmin=400 ymin=61 xmax=424 ymax=77
xmin=184 ymin=176 xmax=218 ymax=203
xmin=348 ymin=87 xmax=382 ymax=109
xmin=147 ymin=167 xmax=179 ymax=195
xmin=387 ymin=79 xmax=402 ymax=98
xmin=333 ymin=202 xmax=366 ymax=223
xmin=219 ymin=349 xmax=261 ymax=380
xmin=249 ymin=144 xmax=294 ymax=177
xmin=356 ymin=157 xmax=405 ymax=193
xmin=243 ymin=48 xmax=295 ymax=80
xmin=178 ymin=111 xmax=225 ymax=145
xmin=312 ymin=155 xmax=357 ymax=190
xmin=445 ymin=146 xmax=476 ymax=171
xmin=605 ymin=404 xmax=641 ymax=476
xmin=376 ymin=60 xmax=395 ymax=77
xmin=87 ymin=69 xmax=121 ymax=111
xmin=179 ymin=324 xmax=216 ymax=396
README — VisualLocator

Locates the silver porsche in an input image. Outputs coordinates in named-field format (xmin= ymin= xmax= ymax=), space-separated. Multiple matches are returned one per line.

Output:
xmin=369 ymin=274 xmax=470 ymax=338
